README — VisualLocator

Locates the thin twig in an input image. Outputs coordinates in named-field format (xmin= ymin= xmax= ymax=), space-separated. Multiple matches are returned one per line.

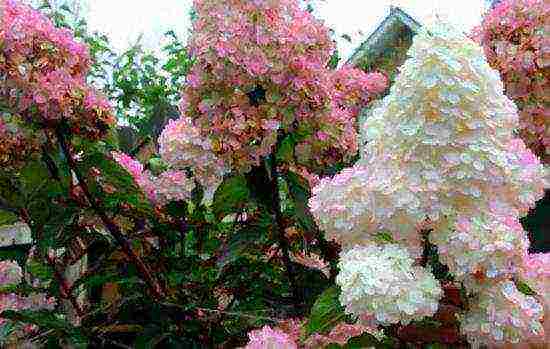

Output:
xmin=268 ymin=132 xmax=302 ymax=309
xmin=55 ymin=127 xmax=165 ymax=300
xmin=196 ymin=307 xmax=281 ymax=322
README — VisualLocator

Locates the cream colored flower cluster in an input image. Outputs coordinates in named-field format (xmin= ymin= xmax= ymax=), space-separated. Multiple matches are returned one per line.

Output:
xmin=309 ymin=20 xmax=547 ymax=345
xmin=336 ymin=244 xmax=442 ymax=326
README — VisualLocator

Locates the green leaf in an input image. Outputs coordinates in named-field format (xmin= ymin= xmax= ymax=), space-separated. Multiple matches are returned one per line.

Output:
xmin=217 ymin=210 xmax=272 ymax=269
xmin=344 ymin=332 xmax=382 ymax=348
xmin=374 ymin=231 xmax=395 ymax=244
xmin=276 ymin=135 xmax=295 ymax=163
xmin=0 ymin=310 xmax=87 ymax=348
xmin=515 ymin=279 xmax=538 ymax=296
xmin=26 ymin=260 xmax=54 ymax=281
xmin=286 ymin=171 xmax=315 ymax=231
xmin=213 ymin=175 xmax=250 ymax=220
xmin=0 ymin=210 xmax=18 ymax=226
xmin=306 ymin=286 xmax=346 ymax=336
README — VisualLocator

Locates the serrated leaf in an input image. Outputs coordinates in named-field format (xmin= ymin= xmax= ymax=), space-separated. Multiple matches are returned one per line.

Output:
xmin=0 ymin=310 xmax=87 ymax=348
xmin=374 ymin=231 xmax=395 ymax=244
xmin=217 ymin=210 xmax=272 ymax=268
xmin=306 ymin=286 xmax=346 ymax=336
xmin=213 ymin=175 xmax=250 ymax=220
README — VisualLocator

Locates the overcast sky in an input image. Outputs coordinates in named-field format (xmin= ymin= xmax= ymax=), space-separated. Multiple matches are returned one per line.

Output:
xmin=80 ymin=0 xmax=489 ymax=60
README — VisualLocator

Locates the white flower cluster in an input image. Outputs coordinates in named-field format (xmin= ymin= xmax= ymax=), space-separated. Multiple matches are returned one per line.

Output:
xmin=460 ymin=280 xmax=544 ymax=346
xmin=430 ymin=209 xmax=530 ymax=281
xmin=309 ymin=165 xmax=423 ymax=256
xmin=337 ymin=244 xmax=442 ymax=326
xmin=309 ymin=20 xmax=547 ymax=345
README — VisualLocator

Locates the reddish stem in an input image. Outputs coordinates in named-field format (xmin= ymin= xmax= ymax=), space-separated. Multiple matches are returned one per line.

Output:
xmin=55 ymin=128 xmax=165 ymax=300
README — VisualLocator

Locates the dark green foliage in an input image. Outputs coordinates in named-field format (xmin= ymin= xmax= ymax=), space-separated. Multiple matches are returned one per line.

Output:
xmin=305 ymin=286 xmax=346 ymax=336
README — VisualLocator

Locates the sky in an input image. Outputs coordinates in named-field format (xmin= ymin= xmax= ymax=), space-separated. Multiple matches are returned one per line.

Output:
xmin=78 ymin=0 xmax=489 ymax=61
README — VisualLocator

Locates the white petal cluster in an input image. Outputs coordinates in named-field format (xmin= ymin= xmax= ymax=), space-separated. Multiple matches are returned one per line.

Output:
xmin=337 ymin=244 xmax=442 ymax=326
xmin=460 ymin=280 xmax=544 ymax=346
xmin=309 ymin=20 xmax=547 ymax=345
xmin=430 ymin=209 xmax=530 ymax=280
xmin=309 ymin=165 xmax=423 ymax=256
xmin=0 ymin=260 xmax=22 ymax=287
xmin=310 ymin=20 xmax=545 ymax=265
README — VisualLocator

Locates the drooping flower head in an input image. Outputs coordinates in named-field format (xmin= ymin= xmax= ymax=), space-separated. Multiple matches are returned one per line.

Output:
xmin=309 ymin=20 xmax=546 ymax=346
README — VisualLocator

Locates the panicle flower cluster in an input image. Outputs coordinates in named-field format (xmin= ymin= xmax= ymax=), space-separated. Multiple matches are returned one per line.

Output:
xmin=243 ymin=325 xmax=297 ymax=349
xmin=430 ymin=208 xmax=530 ymax=280
xmin=460 ymin=280 xmax=544 ymax=345
xmin=0 ymin=260 xmax=22 ymax=287
xmin=337 ymin=244 xmax=442 ymax=326
xmin=309 ymin=20 xmax=546 ymax=345
xmin=474 ymin=0 xmax=550 ymax=162
xmin=309 ymin=164 xmax=424 ymax=255
xmin=175 ymin=0 xmax=386 ymax=174
xmin=112 ymin=151 xmax=195 ymax=207
xmin=0 ymin=0 xmax=114 ymax=141
xmin=310 ymin=20 xmax=545 ymax=273
xmin=158 ymin=117 xmax=228 ymax=203
xmin=520 ymin=253 xmax=550 ymax=345
xmin=154 ymin=170 xmax=196 ymax=205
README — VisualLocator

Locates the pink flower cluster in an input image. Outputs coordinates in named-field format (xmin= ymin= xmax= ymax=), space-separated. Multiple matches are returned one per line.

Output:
xmin=158 ymin=117 xmax=228 ymax=204
xmin=174 ymin=0 xmax=386 ymax=174
xmin=460 ymin=280 xmax=544 ymax=345
xmin=244 ymin=325 xmax=297 ymax=349
xmin=244 ymin=319 xmax=375 ymax=349
xmin=309 ymin=20 xmax=547 ymax=345
xmin=112 ymin=151 xmax=195 ymax=207
xmin=0 ymin=0 xmax=114 ymax=140
xmin=474 ymin=0 xmax=550 ymax=162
